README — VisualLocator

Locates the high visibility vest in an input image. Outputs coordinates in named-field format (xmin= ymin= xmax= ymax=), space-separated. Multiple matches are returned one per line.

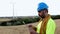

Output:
xmin=36 ymin=18 xmax=56 ymax=34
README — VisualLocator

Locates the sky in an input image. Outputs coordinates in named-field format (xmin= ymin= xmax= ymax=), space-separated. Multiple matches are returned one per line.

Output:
xmin=0 ymin=0 xmax=60 ymax=17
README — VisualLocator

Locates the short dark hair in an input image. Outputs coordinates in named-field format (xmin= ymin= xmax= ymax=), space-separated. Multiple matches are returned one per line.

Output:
xmin=38 ymin=8 xmax=48 ymax=12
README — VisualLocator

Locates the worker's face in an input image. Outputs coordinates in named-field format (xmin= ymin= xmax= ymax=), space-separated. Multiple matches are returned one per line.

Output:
xmin=38 ymin=9 xmax=48 ymax=18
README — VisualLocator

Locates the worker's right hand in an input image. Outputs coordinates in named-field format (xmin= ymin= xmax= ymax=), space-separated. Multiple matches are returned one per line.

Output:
xmin=28 ymin=25 xmax=37 ymax=34
xmin=28 ymin=24 xmax=33 ymax=27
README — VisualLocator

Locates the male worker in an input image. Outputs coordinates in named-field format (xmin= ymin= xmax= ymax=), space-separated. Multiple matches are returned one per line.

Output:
xmin=28 ymin=2 xmax=56 ymax=34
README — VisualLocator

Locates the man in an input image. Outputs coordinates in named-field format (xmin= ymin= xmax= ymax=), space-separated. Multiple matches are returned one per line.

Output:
xmin=28 ymin=2 xmax=56 ymax=34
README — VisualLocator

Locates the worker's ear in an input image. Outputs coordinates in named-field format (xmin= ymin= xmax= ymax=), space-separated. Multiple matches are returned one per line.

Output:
xmin=45 ymin=9 xmax=48 ymax=13
xmin=46 ymin=10 xmax=48 ymax=13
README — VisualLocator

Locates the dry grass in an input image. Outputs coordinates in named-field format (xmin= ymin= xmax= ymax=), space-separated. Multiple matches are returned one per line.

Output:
xmin=0 ymin=18 xmax=12 ymax=22
xmin=0 ymin=19 xmax=60 ymax=34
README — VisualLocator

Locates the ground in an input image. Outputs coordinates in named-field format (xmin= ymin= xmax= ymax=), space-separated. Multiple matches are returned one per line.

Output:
xmin=0 ymin=19 xmax=60 ymax=34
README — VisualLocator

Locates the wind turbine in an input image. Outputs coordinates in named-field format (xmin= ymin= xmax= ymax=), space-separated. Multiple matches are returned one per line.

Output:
xmin=10 ymin=2 xmax=16 ymax=19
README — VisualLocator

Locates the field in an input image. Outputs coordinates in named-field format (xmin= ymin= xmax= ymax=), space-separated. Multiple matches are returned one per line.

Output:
xmin=0 ymin=19 xmax=60 ymax=34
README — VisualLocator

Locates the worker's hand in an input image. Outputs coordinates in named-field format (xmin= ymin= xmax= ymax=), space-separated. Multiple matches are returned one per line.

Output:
xmin=28 ymin=25 xmax=37 ymax=34
xmin=28 ymin=25 xmax=33 ymax=27
xmin=28 ymin=26 xmax=37 ymax=34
